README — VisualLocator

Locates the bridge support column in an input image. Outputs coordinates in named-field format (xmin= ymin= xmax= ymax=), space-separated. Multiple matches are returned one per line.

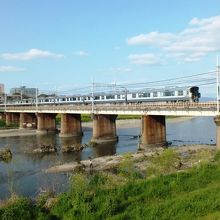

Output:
xmin=6 ymin=112 xmax=20 ymax=126
xmin=214 ymin=116 xmax=220 ymax=150
xmin=37 ymin=113 xmax=57 ymax=134
xmin=91 ymin=114 xmax=118 ymax=143
xmin=20 ymin=113 xmax=37 ymax=129
xmin=141 ymin=115 xmax=166 ymax=147
xmin=59 ymin=114 xmax=83 ymax=137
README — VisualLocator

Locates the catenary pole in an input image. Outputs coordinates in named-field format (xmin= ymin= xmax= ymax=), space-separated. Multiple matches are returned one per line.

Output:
xmin=217 ymin=55 xmax=219 ymax=114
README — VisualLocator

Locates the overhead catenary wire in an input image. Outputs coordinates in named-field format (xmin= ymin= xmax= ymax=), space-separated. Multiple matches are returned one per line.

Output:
xmin=36 ymin=69 xmax=217 ymax=96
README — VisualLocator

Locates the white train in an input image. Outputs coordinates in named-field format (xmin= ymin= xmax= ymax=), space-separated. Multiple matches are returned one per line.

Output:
xmin=3 ymin=86 xmax=200 ymax=106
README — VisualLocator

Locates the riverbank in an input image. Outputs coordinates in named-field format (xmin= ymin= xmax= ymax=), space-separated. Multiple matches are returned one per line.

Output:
xmin=45 ymin=144 xmax=216 ymax=174
xmin=1 ymin=144 xmax=220 ymax=220
xmin=0 ymin=129 xmax=36 ymax=137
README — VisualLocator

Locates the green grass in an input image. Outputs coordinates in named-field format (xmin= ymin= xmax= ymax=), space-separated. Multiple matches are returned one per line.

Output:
xmin=2 ymin=152 xmax=220 ymax=219
xmin=117 ymin=115 xmax=141 ymax=120
xmin=0 ymin=119 xmax=19 ymax=129
xmin=0 ymin=119 xmax=6 ymax=127
xmin=56 ymin=114 xmax=140 ymax=124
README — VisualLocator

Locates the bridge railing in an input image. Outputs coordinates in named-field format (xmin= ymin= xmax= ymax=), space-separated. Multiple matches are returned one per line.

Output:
xmin=1 ymin=102 xmax=218 ymax=113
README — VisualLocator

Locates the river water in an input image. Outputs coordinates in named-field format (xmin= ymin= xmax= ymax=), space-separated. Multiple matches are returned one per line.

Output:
xmin=0 ymin=116 xmax=216 ymax=199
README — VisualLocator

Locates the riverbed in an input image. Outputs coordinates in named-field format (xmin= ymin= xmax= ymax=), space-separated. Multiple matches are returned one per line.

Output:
xmin=0 ymin=116 xmax=216 ymax=199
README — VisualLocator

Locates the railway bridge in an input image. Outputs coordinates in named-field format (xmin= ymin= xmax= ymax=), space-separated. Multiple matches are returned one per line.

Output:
xmin=1 ymin=102 xmax=220 ymax=149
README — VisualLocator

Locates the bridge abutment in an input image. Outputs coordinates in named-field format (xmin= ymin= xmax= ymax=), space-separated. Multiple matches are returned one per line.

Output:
xmin=141 ymin=115 xmax=166 ymax=147
xmin=59 ymin=114 xmax=83 ymax=137
xmin=214 ymin=116 xmax=220 ymax=150
xmin=37 ymin=113 xmax=57 ymax=134
xmin=91 ymin=114 xmax=118 ymax=143
xmin=6 ymin=112 xmax=20 ymax=126
xmin=19 ymin=113 xmax=37 ymax=129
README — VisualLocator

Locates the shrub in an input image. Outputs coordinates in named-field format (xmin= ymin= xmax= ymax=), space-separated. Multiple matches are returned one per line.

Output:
xmin=0 ymin=197 xmax=33 ymax=220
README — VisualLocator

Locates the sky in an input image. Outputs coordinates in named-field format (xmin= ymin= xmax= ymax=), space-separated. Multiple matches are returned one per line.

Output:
xmin=0 ymin=0 xmax=220 ymax=96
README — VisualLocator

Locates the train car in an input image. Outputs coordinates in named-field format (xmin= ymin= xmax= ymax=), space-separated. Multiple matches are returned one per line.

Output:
xmin=0 ymin=86 xmax=200 ymax=106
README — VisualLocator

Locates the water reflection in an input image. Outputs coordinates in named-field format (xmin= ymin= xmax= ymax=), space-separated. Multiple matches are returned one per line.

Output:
xmin=36 ymin=134 xmax=56 ymax=149
xmin=60 ymin=136 xmax=82 ymax=162
xmin=60 ymin=136 xmax=82 ymax=151
xmin=92 ymin=141 xmax=117 ymax=157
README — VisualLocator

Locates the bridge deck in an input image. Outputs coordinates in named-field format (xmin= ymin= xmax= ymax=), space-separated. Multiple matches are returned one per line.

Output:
xmin=1 ymin=102 xmax=218 ymax=116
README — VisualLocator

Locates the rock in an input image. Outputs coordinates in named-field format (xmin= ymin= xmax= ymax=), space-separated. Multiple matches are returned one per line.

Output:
xmin=0 ymin=148 xmax=12 ymax=162
xmin=33 ymin=145 xmax=56 ymax=153
xmin=61 ymin=145 xmax=84 ymax=153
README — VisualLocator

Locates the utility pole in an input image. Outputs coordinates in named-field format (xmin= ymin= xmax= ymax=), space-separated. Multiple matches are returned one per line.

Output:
xmin=20 ymin=89 xmax=23 ymax=102
xmin=92 ymin=79 xmax=94 ymax=113
xmin=217 ymin=55 xmax=220 ymax=114
xmin=4 ymin=93 xmax=7 ymax=111
xmin=35 ymin=88 xmax=38 ymax=111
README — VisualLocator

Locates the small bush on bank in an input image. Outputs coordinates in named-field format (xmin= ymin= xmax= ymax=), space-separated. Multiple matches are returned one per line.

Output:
xmin=0 ymin=197 xmax=33 ymax=220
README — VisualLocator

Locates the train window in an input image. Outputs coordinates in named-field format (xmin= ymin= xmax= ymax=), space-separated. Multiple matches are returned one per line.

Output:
xmin=94 ymin=96 xmax=100 ymax=100
xmin=178 ymin=90 xmax=183 ymax=96
xmin=153 ymin=92 xmax=158 ymax=97
xmin=87 ymin=97 xmax=90 ymax=100
xmin=139 ymin=93 xmax=150 ymax=97
xmin=163 ymin=91 xmax=174 ymax=96
xmin=132 ymin=93 xmax=137 ymax=98
xmin=138 ymin=93 xmax=143 ymax=98
xmin=117 ymin=95 xmax=121 ymax=99
xmin=101 ymin=96 xmax=105 ymax=100
xmin=77 ymin=97 xmax=80 ymax=101
xmin=106 ymin=95 xmax=115 ymax=99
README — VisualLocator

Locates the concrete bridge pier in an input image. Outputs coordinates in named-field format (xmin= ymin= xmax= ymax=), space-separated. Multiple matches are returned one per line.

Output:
xmin=214 ymin=116 xmax=220 ymax=150
xmin=19 ymin=113 xmax=37 ymax=129
xmin=59 ymin=113 xmax=83 ymax=137
xmin=5 ymin=112 xmax=20 ymax=126
xmin=37 ymin=113 xmax=57 ymax=134
xmin=141 ymin=115 xmax=166 ymax=147
xmin=91 ymin=114 xmax=118 ymax=143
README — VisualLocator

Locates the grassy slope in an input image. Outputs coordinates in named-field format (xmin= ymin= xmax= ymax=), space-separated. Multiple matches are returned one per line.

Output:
xmin=2 ymin=151 xmax=220 ymax=219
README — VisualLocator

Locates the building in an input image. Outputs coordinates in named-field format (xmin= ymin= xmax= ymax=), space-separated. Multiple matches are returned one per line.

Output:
xmin=10 ymin=86 xmax=37 ymax=98
xmin=0 ymin=84 xmax=4 ymax=94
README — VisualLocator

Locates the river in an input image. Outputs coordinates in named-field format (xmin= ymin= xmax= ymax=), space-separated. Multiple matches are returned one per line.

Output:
xmin=0 ymin=116 xmax=216 ymax=199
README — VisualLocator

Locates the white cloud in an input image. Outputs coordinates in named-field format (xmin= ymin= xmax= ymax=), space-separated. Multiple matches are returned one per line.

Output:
xmin=127 ymin=15 xmax=220 ymax=62
xmin=127 ymin=32 xmax=175 ymax=47
xmin=0 ymin=66 xmax=25 ymax=72
xmin=128 ymin=53 xmax=162 ymax=65
xmin=73 ymin=50 xmax=89 ymax=57
xmin=1 ymin=49 xmax=64 ymax=60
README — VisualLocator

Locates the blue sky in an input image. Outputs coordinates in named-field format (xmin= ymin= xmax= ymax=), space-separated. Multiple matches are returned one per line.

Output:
xmin=0 ymin=0 xmax=220 ymax=96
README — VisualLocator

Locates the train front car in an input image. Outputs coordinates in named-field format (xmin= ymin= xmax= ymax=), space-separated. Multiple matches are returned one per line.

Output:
xmin=188 ymin=86 xmax=200 ymax=102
